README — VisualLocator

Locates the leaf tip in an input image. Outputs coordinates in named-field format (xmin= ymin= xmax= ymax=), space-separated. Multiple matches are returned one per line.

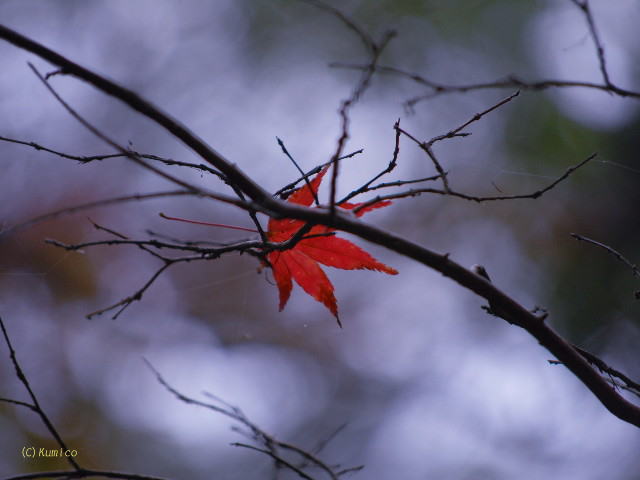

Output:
xmin=385 ymin=266 xmax=399 ymax=275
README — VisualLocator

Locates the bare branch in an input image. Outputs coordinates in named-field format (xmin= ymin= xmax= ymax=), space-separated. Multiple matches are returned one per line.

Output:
xmin=0 ymin=396 xmax=37 ymax=411
xmin=328 ymin=29 xmax=396 ymax=212
xmin=299 ymin=0 xmax=377 ymax=55
xmin=0 ymin=134 xmax=226 ymax=178
xmin=231 ymin=443 xmax=317 ymax=480
xmin=87 ymin=263 xmax=171 ymax=319
xmin=45 ymin=217 xmax=335 ymax=322
xmin=0 ymin=316 xmax=80 ymax=471
xmin=338 ymin=119 xmax=402 ymax=204
xmin=28 ymin=61 xmax=271 ymax=244
xmin=145 ymin=360 xmax=348 ymax=480
xmin=550 ymin=345 xmax=640 ymax=400
xmin=392 ymin=92 xmax=519 ymax=195
xmin=303 ymin=0 xmax=397 ymax=212
xmin=570 ymin=0 xmax=612 ymax=87
xmin=331 ymin=64 xmax=640 ymax=109
xmin=570 ymin=233 xmax=640 ymax=279
xmin=274 ymin=149 xmax=364 ymax=199
xmin=28 ymin=64 xmax=206 ymax=195
xmin=3 ymin=24 xmax=639 ymax=428
xmin=365 ymin=173 xmax=445 ymax=191
xmin=87 ymin=218 xmax=169 ymax=262
xmin=48 ymin=223 xmax=263 ymax=321
xmin=1 ymin=317 xmax=179 ymax=480
xmin=571 ymin=233 xmax=640 ymax=299
xmin=4 ymin=470 xmax=171 ymax=480
xmin=277 ymin=136 xmax=319 ymax=205
xmin=45 ymin=236 xmax=262 ymax=256
xmin=426 ymin=90 xmax=520 ymax=147
xmin=353 ymin=153 xmax=597 ymax=212
xmin=0 ymin=190 xmax=191 ymax=239
xmin=0 ymin=25 xmax=274 ymax=207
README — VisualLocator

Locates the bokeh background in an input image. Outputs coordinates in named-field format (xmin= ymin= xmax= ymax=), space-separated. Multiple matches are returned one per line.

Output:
xmin=1 ymin=0 xmax=640 ymax=478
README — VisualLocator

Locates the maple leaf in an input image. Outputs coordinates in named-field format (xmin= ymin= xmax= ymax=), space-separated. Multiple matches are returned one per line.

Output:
xmin=267 ymin=167 xmax=398 ymax=324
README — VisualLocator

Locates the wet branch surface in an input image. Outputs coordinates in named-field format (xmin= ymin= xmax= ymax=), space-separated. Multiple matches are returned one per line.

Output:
xmin=1 ymin=1 xmax=640 ymax=478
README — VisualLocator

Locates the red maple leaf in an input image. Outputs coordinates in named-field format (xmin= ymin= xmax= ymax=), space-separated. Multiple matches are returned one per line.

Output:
xmin=267 ymin=167 xmax=398 ymax=323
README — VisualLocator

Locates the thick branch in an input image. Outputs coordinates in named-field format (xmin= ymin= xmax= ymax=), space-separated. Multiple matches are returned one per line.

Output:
xmin=0 ymin=25 xmax=271 ymax=205
xmin=2 ymin=25 xmax=639 ymax=428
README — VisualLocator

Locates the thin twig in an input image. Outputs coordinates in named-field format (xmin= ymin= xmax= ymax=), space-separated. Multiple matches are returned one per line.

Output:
xmin=145 ymin=360 xmax=345 ymax=480
xmin=426 ymin=91 xmax=520 ymax=147
xmin=3 ymin=470 xmax=171 ymax=480
xmin=336 ymin=465 xmax=365 ymax=476
xmin=0 ymin=396 xmax=37 ymax=410
xmin=26 ymin=63 xmax=253 ymax=213
xmin=299 ymin=0 xmax=376 ymax=55
xmin=25 ymin=64 xmax=269 ymax=314
xmin=1 ymin=317 xmax=178 ymax=479
xmin=86 ymin=263 xmax=172 ymax=319
xmin=352 ymin=153 xmax=597 ymax=212
xmin=274 ymin=149 xmax=364 ymax=199
xmin=570 ymin=233 xmax=640 ymax=282
xmin=331 ymin=64 xmax=640 ymax=109
xmin=277 ymin=137 xmax=319 ymax=205
xmin=570 ymin=0 xmax=612 ymax=87
xmin=76 ymin=218 xmax=265 ymax=320
xmin=46 ymin=237 xmax=221 ymax=254
xmin=231 ymin=443 xmax=316 ymax=480
xmin=0 ymin=317 xmax=80 ymax=470
xmin=278 ymin=439 xmax=346 ymax=479
xmin=365 ymin=173 xmax=445 ymax=191
xmin=393 ymin=92 xmax=519 ymax=195
xmin=339 ymin=119 xmax=402 ymax=204
xmin=46 ymin=217 xmax=334 ymax=321
xmin=304 ymin=0 xmax=396 ymax=212
xmin=45 ymin=236 xmax=262 ymax=256
xmin=425 ymin=144 xmax=450 ymax=193
xmin=79 ymin=218 xmax=227 ymax=319
xmin=328 ymin=29 xmax=396 ymax=212
xmin=0 ymin=190 xmax=192 ymax=239
xmin=394 ymin=126 xmax=451 ymax=192
xmin=88 ymin=218 xmax=166 ymax=262
xmin=0 ymin=134 xmax=226 ymax=178
xmin=312 ymin=423 xmax=348 ymax=456
xmin=27 ymin=63 xmax=197 ymax=192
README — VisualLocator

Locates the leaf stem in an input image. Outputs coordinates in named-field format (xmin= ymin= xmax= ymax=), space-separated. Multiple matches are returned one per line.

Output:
xmin=159 ymin=213 xmax=258 ymax=233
